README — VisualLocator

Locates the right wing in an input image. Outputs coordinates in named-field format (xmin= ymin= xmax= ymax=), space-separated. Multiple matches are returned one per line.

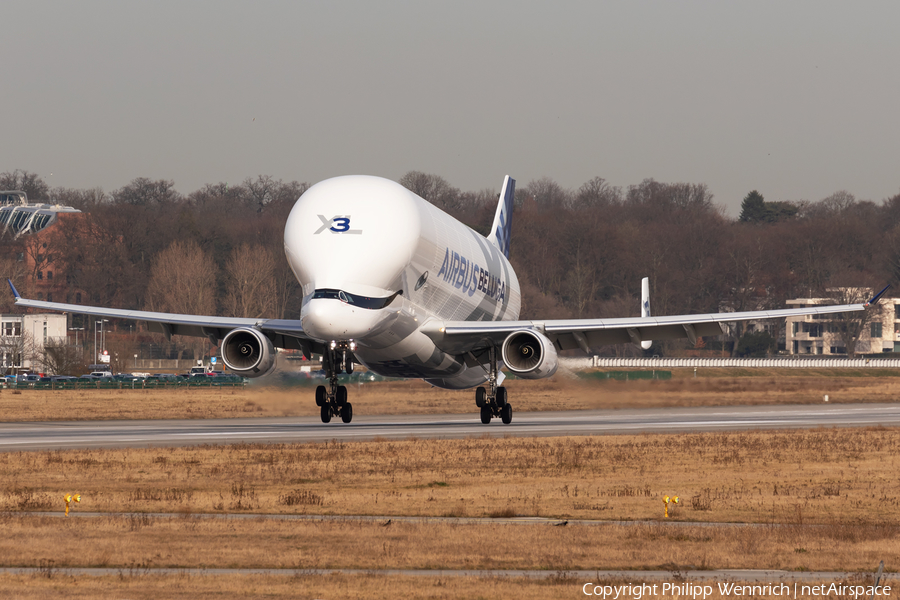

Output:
xmin=8 ymin=280 xmax=315 ymax=353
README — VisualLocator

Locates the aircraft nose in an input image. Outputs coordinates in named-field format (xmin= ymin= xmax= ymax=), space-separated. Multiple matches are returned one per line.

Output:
xmin=301 ymin=298 xmax=381 ymax=341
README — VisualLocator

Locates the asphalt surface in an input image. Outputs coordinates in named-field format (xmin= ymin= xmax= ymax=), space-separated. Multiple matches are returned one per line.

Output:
xmin=1 ymin=402 xmax=899 ymax=450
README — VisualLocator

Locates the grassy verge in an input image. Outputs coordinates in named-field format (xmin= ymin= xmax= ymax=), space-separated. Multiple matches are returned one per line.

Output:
xmin=0 ymin=572 xmax=886 ymax=600
xmin=0 ymin=514 xmax=896 ymax=572
xmin=3 ymin=428 xmax=899 ymax=524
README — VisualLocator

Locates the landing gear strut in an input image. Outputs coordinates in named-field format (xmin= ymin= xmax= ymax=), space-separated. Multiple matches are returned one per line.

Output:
xmin=317 ymin=343 xmax=354 ymax=424
xmin=475 ymin=347 xmax=512 ymax=424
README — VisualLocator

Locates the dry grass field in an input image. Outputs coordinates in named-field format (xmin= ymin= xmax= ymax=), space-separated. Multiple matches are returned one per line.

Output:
xmin=2 ymin=429 xmax=899 ymax=524
xmin=2 ymin=374 xmax=897 ymax=597
xmin=0 ymin=513 xmax=897 ymax=572
xmin=2 ymin=368 xmax=900 ymax=421
xmin=3 ymin=572 xmax=878 ymax=600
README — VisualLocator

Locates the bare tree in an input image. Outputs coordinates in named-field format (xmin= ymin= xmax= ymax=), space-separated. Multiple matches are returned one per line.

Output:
xmin=144 ymin=240 xmax=218 ymax=315
xmin=111 ymin=178 xmax=181 ymax=206
xmin=51 ymin=186 xmax=107 ymax=210
xmin=0 ymin=332 xmax=24 ymax=376
xmin=827 ymin=287 xmax=879 ymax=356
xmin=222 ymin=244 xmax=276 ymax=318
xmin=0 ymin=250 xmax=30 ymax=312
xmin=0 ymin=170 xmax=50 ymax=201
xmin=573 ymin=177 xmax=622 ymax=209
xmin=522 ymin=177 xmax=570 ymax=209
xmin=399 ymin=172 xmax=464 ymax=214
xmin=41 ymin=340 xmax=83 ymax=376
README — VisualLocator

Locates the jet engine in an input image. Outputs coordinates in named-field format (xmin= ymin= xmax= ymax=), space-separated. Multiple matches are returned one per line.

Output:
xmin=221 ymin=327 xmax=277 ymax=377
xmin=501 ymin=330 xmax=558 ymax=379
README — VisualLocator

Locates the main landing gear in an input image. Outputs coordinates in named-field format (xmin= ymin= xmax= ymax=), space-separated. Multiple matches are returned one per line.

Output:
xmin=316 ymin=343 xmax=355 ymax=424
xmin=475 ymin=347 xmax=512 ymax=424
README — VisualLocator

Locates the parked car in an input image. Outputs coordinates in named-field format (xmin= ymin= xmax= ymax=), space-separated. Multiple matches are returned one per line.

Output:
xmin=211 ymin=373 xmax=246 ymax=385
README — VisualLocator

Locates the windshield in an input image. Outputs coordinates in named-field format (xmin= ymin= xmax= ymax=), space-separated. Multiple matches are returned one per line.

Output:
xmin=311 ymin=288 xmax=402 ymax=310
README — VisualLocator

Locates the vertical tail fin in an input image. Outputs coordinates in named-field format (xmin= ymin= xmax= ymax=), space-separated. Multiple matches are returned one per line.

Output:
xmin=640 ymin=277 xmax=652 ymax=350
xmin=487 ymin=176 xmax=515 ymax=258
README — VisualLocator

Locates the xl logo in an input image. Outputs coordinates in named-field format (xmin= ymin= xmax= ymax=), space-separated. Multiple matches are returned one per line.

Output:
xmin=314 ymin=215 xmax=362 ymax=235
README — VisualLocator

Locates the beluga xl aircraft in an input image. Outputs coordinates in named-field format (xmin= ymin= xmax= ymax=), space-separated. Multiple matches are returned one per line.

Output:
xmin=8 ymin=175 xmax=890 ymax=425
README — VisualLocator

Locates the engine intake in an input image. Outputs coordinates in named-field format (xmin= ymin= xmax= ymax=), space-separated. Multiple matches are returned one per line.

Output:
xmin=221 ymin=327 xmax=277 ymax=377
xmin=501 ymin=330 xmax=558 ymax=380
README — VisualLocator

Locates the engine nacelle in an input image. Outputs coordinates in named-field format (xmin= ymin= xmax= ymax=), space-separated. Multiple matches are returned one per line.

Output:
xmin=501 ymin=330 xmax=558 ymax=380
xmin=221 ymin=327 xmax=277 ymax=378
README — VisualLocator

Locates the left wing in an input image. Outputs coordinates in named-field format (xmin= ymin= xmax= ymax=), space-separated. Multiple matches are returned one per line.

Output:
xmin=7 ymin=280 xmax=312 ymax=352
xmin=422 ymin=285 xmax=890 ymax=355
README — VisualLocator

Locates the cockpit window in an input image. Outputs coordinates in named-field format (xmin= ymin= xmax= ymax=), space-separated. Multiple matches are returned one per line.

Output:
xmin=312 ymin=288 xmax=402 ymax=309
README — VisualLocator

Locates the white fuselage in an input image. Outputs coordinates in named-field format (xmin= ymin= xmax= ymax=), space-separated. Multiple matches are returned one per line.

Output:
xmin=283 ymin=175 xmax=521 ymax=389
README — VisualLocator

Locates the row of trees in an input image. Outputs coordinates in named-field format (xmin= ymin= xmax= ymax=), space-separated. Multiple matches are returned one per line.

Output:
xmin=1 ymin=168 xmax=899 ymax=357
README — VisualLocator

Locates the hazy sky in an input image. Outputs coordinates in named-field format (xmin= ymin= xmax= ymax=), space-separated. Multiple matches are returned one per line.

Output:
xmin=3 ymin=1 xmax=899 ymax=215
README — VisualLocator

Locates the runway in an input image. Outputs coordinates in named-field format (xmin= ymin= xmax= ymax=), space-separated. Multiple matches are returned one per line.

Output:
xmin=1 ymin=402 xmax=898 ymax=451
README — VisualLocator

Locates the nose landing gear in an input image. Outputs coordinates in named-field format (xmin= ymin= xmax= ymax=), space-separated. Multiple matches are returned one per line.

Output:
xmin=317 ymin=342 xmax=355 ymax=424
xmin=475 ymin=347 xmax=512 ymax=424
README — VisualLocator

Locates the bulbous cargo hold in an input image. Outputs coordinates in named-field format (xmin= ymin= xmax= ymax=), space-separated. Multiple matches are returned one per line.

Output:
xmin=221 ymin=327 xmax=277 ymax=377
xmin=501 ymin=330 xmax=558 ymax=379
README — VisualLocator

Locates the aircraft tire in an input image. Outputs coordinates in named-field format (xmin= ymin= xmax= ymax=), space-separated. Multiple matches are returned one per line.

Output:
xmin=480 ymin=405 xmax=492 ymax=424
xmin=320 ymin=405 xmax=332 ymax=424
xmin=496 ymin=386 xmax=507 ymax=407
xmin=475 ymin=387 xmax=486 ymax=407
xmin=501 ymin=402 xmax=512 ymax=425
xmin=315 ymin=386 xmax=327 ymax=407
xmin=336 ymin=386 xmax=348 ymax=405
xmin=341 ymin=402 xmax=353 ymax=424
xmin=345 ymin=356 xmax=354 ymax=374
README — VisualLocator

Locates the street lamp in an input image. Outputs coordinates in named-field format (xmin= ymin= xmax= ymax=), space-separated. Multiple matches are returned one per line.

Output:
xmin=93 ymin=319 xmax=108 ymax=367
xmin=69 ymin=327 xmax=84 ymax=360
xmin=101 ymin=320 xmax=109 ymax=357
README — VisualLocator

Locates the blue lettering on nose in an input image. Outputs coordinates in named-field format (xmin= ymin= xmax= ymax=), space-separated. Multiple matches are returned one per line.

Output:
xmin=330 ymin=217 xmax=350 ymax=232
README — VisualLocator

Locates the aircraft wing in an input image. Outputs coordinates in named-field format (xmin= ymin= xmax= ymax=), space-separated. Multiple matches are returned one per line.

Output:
xmin=421 ymin=286 xmax=889 ymax=355
xmin=8 ymin=280 xmax=310 ymax=351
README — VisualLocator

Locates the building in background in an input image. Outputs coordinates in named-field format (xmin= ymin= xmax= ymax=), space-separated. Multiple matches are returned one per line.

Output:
xmin=0 ymin=190 xmax=83 ymax=305
xmin=0 ymin=313 xmax=68 ymax=373
xmin=785 ymin=291 xmax=900 ymax=355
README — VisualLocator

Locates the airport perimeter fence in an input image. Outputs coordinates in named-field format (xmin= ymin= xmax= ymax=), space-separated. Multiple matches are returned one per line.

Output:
xmin=3 ymin=379 xmax=247 ymax=391
xmin=587 ymin=357 xmax=900 ymax=369
xmin=577 ymin=370 xmax=672 ymax=381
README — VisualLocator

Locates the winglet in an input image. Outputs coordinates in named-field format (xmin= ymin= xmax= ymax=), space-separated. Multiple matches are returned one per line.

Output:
xmin=865 ymin=284 xmax=891 ymax=307
xmin=487 ymin=176 xmax=515 ymax=258
xmin=7 ymin=279 xmax=20 ymax=299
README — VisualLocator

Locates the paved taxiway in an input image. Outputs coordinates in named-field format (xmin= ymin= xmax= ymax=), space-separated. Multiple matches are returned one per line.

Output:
xmin=1 ymin=403 xmax=898 ymax=451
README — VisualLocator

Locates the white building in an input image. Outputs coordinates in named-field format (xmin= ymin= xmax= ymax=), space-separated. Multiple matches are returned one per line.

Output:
xmin=785 ymin=293 xmax=900 ymax=355
xmin=0 ymin=313 xmax=68 ymax=373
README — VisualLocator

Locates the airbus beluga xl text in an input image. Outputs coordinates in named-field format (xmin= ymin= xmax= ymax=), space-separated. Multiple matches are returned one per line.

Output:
xmin=9 ymin=175 xmax=890 ymax=424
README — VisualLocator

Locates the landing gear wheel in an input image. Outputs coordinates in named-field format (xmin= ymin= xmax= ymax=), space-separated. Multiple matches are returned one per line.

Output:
xmin=336 ymin=385 xmax=348 ymax=406
xmin=500 ymin=402 xmax=513 ymax=424
xmin=480 ymin=405 xmax=492 ymax=424
xmin=315 ymin=385 xmax=327 ymax=407
xmin=320 ymin=404 xmax=332 ymax=423
xmin=475 ymin=387 xmax=487 ymax=407
xmin=496 ymin=386 xmax=507 ymax=407
xmin=341 ymin=402 xmax=353 ymax=424
xmin=344 ymin=354 xmax=354 ymax=374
